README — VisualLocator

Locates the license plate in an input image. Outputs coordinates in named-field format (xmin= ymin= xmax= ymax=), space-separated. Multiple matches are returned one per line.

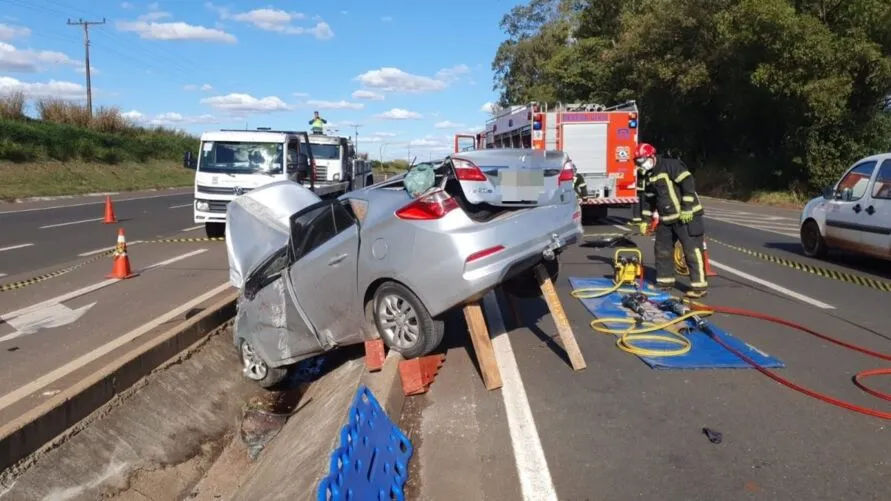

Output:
xmin=501 ymin=170 xmax=544 ymax=202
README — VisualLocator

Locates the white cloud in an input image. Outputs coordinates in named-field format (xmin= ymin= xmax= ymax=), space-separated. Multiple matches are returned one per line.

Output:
xmin=137 ymin=11 xmax=172 ymax=22
xmin=121 ymin=2 xmax=133 ymax=8
xmin=200 ymin=83 xmax=213 ymax=91
xmin=74 ymin=65 xmax=99 ymax=75
xmin=354 ymin=65 xmax=469 ymax=94
xmin=200 ymin=92 xmax=291 ymax=113
xmin=184 ymin=84 xmax=196 ymax=91
xmin=0 ymin=42 xmax=77 ymax=72
xmin=375 ymin=108 xmax=422 ymax=120
xmin=148 ymin=2 xmax=160 ymax=10
xmin=0 ymin=76 xmax=85 ymax=99
xmin=381 ymin=16 xmax=393 ymax=22
xmin=341 ymin=10 xmax=348 ymax=15
xmin=306 ymin=99 xmax=364 ymax=110
xmin=434 ymin=120 xmax=464 ymax=129
xmin=371 ymin=132 xmax=397 ymax=137
xmin=351 ymin=89 xmax=383 ymax=101
xmin=0 ymin=23 xmax=30 ymax=41
xmin=309 ymin=22 xmax=334 ymax=40
xmin=409 ymin=138 xmax=442 ymax=147
xmin=292 ymin=91 xmax=309 ymax=97
xmin=116 ymin=20 xmax=237 ymax=43
xmin=230 ymin=8 xmax=305 ymax=33
xmin=185 ymin=83 xmax=213 ymax=91
xmin=480 ymin=101 xmax=500 ymax=113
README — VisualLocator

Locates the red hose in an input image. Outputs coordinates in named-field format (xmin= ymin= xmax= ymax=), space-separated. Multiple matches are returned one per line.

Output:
xmin=689 ymin=303 xmax=891 ymax=420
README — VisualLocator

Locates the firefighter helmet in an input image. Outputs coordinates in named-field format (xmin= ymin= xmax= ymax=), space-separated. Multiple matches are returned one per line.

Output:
xmin=634 ymin=143 xmax=656 ymax=160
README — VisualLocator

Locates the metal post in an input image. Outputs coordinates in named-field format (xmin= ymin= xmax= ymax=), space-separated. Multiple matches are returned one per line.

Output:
xmin=67 ymin=18 xmax=106 ymax=117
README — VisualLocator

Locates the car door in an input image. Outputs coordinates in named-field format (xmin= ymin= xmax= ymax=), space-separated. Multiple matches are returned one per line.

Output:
xmin=860 ymin=158 xmax=891 ymax=257
xmin=824 ymin=160 xmax=878 ymax=250
xmin=286 ymin=200 xmax=362 ymax=350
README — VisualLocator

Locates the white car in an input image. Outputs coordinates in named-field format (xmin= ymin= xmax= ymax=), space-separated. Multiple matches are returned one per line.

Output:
xmin=799 ymin=153 xmax=891 ymax=260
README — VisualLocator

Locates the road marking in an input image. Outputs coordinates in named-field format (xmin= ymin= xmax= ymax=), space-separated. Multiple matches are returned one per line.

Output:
xmin=0 ymin=243 xmax=34 ymax=253
xmin=482 ymin=291 xmax=559 ymax=501
xmin=708 ymin=259 xmax=835 ymax=309
xmin=181 ymin=225 xmax=203 ymax=232
xmin=705 ymin=216 xmax=799 ymax=238
xmin=0 ymin=273 xmax=6 ymax=278
xmin=39 ymin=217 xmax=103 ymax=229
xmin=0 ymin=302 xmax=96 ymax=342
xmin=0 ymin=249 xmax=209 ymax=322
xmin=0 ymin=191 xmax=192 ymax=214
xmin=169 ymin=203 xmax=192 ymax=209
xmin=78 ymin=245 xmax=117 ymax=257
xmin=0 ymin=282 xmax=231 ymax=413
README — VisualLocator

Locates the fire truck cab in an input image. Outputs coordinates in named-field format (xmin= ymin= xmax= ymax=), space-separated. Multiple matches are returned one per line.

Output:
xmin=480 ymin=101 xmax=640 ymax=222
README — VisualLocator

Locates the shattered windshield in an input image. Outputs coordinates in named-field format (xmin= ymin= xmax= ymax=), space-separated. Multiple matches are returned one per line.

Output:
xmin=199 ymin=141 xmax=284 ymax=175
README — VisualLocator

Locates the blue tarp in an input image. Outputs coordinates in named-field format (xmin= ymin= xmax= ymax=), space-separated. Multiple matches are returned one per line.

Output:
xmin=568 ymin=277 xmax=785 ymax=370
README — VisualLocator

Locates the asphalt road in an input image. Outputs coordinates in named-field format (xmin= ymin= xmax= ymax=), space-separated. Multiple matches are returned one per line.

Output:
xmin=0 ymin=188 xmax=197 ymax=277
xmin=403 ymin=201 xmax=891 ymax=501
xmin=0 ymin=188 xmax=233 ymax=426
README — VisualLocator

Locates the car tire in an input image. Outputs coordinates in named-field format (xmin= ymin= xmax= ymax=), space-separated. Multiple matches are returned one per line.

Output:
xmin=373 ymin=282 xmax=445 ymax=359
xmin=206 ymin=222 xmax=225 ymax=239
xmin=238 ymin=338 xmax=288 ymax=389
xmin=503 ymin=258 xmax=560 ymax=298
xmin=800 ymin=219 xmax=828 ymax=258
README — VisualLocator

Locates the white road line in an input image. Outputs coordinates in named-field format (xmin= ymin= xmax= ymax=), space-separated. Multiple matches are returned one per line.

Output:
xmin=482 ymin=291 xmax=559 ymax=501
xmin=705 ymin=216 xmax=799 ymax=238
xmin=169 ymin=203 xmax=192 ymax=209
xmin=1 ymin=248 xmax=209 ymax=321
xmin=180 ymin=225 xmax=203 ymax=232
xmin=0 ymin=191 xmax=191 ymax=214
xmin=708 ymin=259 xmax=835 ymax=310
xmin=39 ymin=217 xmax=103 ymax=229
xmin=0 ymin=273 xmax=6 ymax=278
xmin=78 ymin=245 xmax=117 ymax=257
xmin=0 ymin=243 xmax=34 ymax=253
xmin=0 ymin=282 xmax=231 ymax=412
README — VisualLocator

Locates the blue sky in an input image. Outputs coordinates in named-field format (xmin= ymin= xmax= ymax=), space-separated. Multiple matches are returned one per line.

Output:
xmin=0 ymin=0 xmax=519 ymax=160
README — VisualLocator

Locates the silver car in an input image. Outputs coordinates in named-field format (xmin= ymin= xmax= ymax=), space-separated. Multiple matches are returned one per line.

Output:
xmin=228 ymin=150 xmax=583 ymax=388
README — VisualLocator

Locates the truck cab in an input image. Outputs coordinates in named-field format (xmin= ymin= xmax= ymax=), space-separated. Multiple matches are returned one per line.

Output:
xmin=304 ymin=133 xmax=374 ymax=190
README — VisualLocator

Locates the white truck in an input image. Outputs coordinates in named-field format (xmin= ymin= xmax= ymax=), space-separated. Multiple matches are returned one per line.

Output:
xmin=184 ymin=129 xmax=374 ymax=238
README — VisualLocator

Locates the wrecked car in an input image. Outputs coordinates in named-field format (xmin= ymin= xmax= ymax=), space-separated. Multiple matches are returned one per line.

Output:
xmin=227 ymin=148 xmax=584 ymax=388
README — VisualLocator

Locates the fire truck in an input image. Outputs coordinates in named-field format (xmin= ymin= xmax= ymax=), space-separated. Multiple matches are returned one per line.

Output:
xmin=456 ymin=101 xmax=641 ymax=221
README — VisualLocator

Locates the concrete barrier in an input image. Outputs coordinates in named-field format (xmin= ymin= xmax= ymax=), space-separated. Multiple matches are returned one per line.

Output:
xmin=0 ymin=291 xmax=238 ymax=473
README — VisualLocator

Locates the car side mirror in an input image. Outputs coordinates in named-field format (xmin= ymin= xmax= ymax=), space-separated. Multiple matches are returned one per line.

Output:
xmin=840 ymin=187 xmax=853 ymax=201
xmin=821 ymin=186 xmax=833 ymax=199
xmin=183 ymin=150 xmax=195 ymax=169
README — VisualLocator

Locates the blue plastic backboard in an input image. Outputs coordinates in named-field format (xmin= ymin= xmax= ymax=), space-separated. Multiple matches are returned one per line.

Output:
xmin=317 ymin=385 xmax=414 ymax=501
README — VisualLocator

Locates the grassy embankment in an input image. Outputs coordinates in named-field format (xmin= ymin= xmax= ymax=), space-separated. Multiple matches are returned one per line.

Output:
xmin=0 ymin=92 xmax=198 ymax=201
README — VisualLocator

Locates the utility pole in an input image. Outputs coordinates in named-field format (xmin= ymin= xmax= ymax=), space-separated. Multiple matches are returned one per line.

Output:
xmin=348 ymin=124 xmax=362 ymax=151
xmin=67 ymin=17 xmax=106 ymax=117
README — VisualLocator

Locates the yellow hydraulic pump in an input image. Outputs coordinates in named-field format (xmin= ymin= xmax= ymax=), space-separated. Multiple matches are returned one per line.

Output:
xmin=613 ymin=248 xmax=643 ymax=286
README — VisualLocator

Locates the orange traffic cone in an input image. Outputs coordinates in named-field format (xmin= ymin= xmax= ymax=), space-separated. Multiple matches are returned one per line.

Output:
xmin=703 ymin=241 xmax=717 ymax=277
xmin=106 ymin=228 xmax=138 ymax=279
xmin=103 ymin=195 xmax=117 ymax=224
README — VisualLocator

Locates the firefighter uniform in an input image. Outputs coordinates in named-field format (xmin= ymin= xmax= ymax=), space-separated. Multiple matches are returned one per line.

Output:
xmin=630 ymin=165 xmax=647 ymax=223
xmin=641 ymin=156 xmax=708 ymax=296
xmin=573 ymin=172 xmax=588 ymax=198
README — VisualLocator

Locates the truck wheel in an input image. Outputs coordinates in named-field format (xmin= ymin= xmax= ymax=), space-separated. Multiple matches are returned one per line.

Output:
xmin=373 ymin=282 xmax=445 ymax=358
xmin=800 ymin=219 xmax=828 ymax=258
xmin=205 ymin=222 xmax=225 ymax=239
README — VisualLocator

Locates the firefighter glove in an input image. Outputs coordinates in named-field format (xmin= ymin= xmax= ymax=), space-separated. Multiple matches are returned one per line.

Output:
xmin=638 ymin=221 xmax=648 ymax=235
xmin=679 ymin=211 xmax=694 ymax=224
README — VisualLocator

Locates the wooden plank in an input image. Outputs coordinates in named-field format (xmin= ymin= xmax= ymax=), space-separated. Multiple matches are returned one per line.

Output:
xmin=534 ymin=264 xmax=587 ymax=371
xmin=462 ymin=301 xmax=503 ymax=391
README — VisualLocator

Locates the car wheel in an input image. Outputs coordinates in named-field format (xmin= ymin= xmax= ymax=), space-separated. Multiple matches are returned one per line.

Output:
xmin=239 ymin=338 xmax=287 ymax=389
xmin=800 ymin=219 xmax=828 ymax=258
xmin=503 ymin=258 xmax=560 ymax=298
xmin=373 ymin=282 xmax=445 ymax=359
xmin=206 ymin=222 xmax=225 ymax=239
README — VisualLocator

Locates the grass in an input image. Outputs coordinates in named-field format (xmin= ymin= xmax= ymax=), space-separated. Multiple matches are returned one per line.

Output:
xmin=0 ymin=92 xmax=199 ymax=199
xmin=0 ymin=159 xmax=194 ymax=201
xmin=693 ymin=160 xmax=811 ymax=209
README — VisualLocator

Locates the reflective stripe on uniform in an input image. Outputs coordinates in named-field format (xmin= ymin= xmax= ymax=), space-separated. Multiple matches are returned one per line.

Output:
xmin=682 ymin=195 xmax=694 ymax=202
xmin=675 ymin=171 xmax=691 ymax=183
xmin=651 ymin=172 xmax=682 ymax=214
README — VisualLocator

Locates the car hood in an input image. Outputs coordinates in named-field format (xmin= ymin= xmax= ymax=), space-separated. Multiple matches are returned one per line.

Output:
xmin=225 ymin=180 xmax=321 ymax=289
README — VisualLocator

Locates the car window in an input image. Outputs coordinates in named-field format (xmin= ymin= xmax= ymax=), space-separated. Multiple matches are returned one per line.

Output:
xmin=333 ymin=200 xmax=358 ymax=230
xmin=836 ymin=161 xmax=877 ymax=201
xmin=871 ymin=159 xmax=891 ymax=200
xmin=301 ymin=206 xmax=338 ymax=257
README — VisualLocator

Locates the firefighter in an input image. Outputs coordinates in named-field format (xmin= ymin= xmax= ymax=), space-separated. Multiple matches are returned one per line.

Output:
xmin=308 ymin=111 xmax=327 ymax=134
xmin=629 ymin=161 xmax=647 ymax=224
xmin=634 ymin=143 xmax=708 ymax=298
xmin=572 ymin=164 xmax=588 ymax=198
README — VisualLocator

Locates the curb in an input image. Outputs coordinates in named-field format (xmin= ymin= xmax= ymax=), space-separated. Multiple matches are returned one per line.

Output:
xmin=3 ymin=186 xmax=193 ymax=205
xmin=0 ymin=291 xmax=238 ymax=473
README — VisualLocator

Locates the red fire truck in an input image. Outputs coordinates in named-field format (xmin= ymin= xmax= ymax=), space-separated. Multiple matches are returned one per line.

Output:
xmin=457 ymin=101 xmax=640 ymax=221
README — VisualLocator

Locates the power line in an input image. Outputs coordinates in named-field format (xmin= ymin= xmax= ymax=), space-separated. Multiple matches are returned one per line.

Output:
xmin=66 ymin=17 xmax=105 ymax=116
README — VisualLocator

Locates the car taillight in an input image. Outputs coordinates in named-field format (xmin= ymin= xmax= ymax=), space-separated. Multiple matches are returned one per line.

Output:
xmin=395 ymin=189 xmax=459 ymax=220
xmin=453 ymin=158 xmax=487 ymax=181
xmin=465 ymin=245 xmax=505 ymax=264
xmin=558 ymin=161 xmax=575 ymax=183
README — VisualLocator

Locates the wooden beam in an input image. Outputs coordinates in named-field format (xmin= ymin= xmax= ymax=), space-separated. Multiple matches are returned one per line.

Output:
xmin=534 ymin=264 xmax=587 ymax=371
xmin=462 ymin=301 xmax=503 ymax=391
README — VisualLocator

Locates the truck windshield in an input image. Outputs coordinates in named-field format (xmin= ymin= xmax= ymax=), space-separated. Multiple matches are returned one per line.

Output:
xmin=300 ymin=143 xmax=340 ymax=160
xmin=199 ymin=141 xmax=284 ymax=174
